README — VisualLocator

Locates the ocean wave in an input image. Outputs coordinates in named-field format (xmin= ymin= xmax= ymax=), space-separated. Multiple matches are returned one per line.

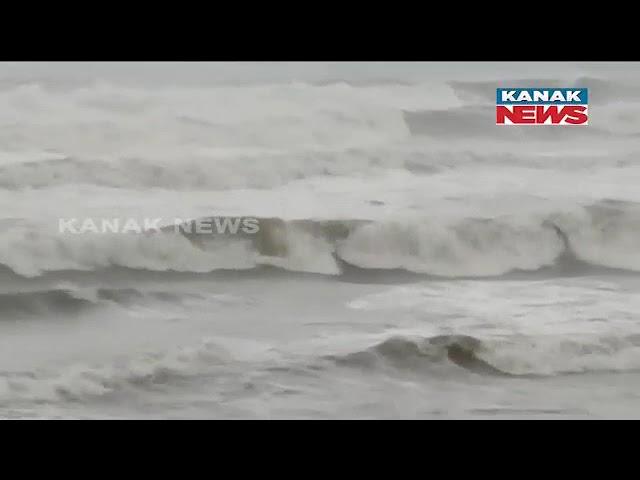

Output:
xmin=0 ymin=82 xmax=420 ymax=155
xmin=328 ymin=334 xmax=501 ymax=375
xmin=328 ymin=333 xmax=640 ymax=377
xmin=448 ymin=76 xmax=640 ymax=105
xmin=4 ymin=330 xmax=639 ymax=405
xmin=0 ymin=289 xmax=98 ymax=317
xmin=0 ymin=78 xmax=637 ymax=193
xmin=3 ymin=148 xmax=638 ymax=190
xmin=2 ymin=200 xmax=640 ymax=278
xmin=0 ymin=338 xmax=230 ymax=402
xmin=403 ymin=105 xmax=639 ymax=139
xmin=0 ymin=286 xmax=205 ymax=318
xmin=0 ymin=148 xmax=472 ymax=190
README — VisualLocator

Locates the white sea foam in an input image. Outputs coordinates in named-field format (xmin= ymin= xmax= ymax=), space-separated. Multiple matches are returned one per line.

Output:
xmin=2 ymin=63 xmax=640 ymax=419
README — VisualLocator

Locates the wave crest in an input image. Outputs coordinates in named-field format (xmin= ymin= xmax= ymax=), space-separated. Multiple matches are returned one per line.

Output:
xmin=3 ymin=200 xmax=640 ymax=279
xmin=329 ymin=332 xmax=640 ymax=377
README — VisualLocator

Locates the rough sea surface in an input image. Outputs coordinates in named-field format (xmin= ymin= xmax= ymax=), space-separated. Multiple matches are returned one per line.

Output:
xmin=1 ymin=62 xmax=640 ymax=419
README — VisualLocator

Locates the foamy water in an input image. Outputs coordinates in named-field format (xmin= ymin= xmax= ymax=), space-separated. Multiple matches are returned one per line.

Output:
xmin=1 ymin=62 xmax=640 ymax=419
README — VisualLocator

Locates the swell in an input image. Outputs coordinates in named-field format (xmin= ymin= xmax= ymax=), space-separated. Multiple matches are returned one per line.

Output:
xmin=328 ymin=334 xmax=511 ymax=376
xmin=0 ymin=286 xmax=202 ymax=318
xmin=328 ymin=333 xmax=640 ymax=377
xmin=0 ymin=289 xmax=98 ymax=317
xmin=0 ymin=149 xmax=421 ymax=190
xmin=0 ymin=81 xmax=411 ymax=155
xmin=4 ymin=148 xmax=638 ymax=190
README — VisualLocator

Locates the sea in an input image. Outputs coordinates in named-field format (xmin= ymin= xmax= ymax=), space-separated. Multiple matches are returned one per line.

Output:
xmin=0 ymin=62 xmax=639 ymax=419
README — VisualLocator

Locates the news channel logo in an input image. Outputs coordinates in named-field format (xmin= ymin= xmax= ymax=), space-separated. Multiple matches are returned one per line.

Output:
xmin=496 ymin=88 xmax=588 ymax=125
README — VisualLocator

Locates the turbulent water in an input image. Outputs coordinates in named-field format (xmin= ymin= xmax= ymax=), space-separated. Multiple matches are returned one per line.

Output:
xmin=1 ymin=62 xmax=640 ymax=419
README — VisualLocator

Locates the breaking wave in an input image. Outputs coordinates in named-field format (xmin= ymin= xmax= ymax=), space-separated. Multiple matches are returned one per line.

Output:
xmin=4 ymin=330 xmax=640 ymax=406
xmin=0 ymin=338 xmax=230 ymax=403
xmin=329 ymin=332 xmax=640 ymax=377
xmin=2 ymin=200 xmax=640 ymax=279
xmin=1 ymin=76 xmax=639 ymax=193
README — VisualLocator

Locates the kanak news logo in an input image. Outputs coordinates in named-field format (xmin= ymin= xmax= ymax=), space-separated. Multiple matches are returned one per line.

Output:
xmin=496 ymin=88 xmax=588 ymax=125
